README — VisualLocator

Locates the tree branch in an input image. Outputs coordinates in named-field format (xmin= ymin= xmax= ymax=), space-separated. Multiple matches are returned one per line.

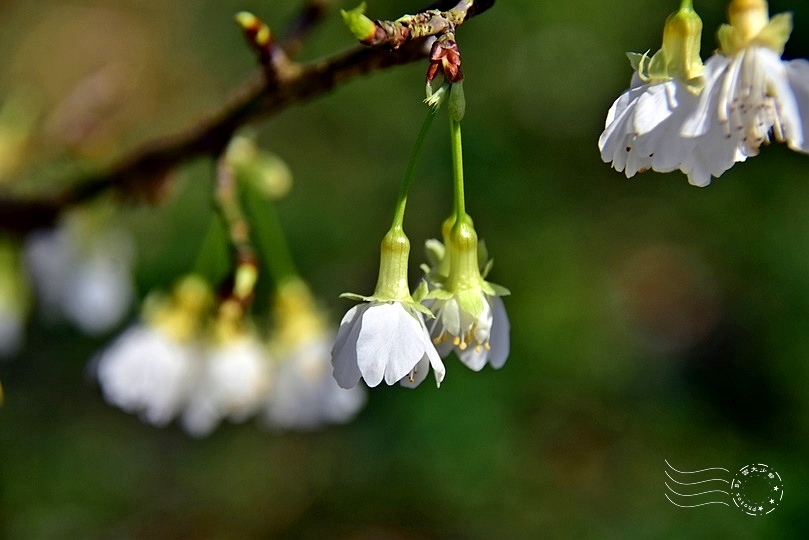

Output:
xmin=0 ymin=0 xmax=494 ymax=235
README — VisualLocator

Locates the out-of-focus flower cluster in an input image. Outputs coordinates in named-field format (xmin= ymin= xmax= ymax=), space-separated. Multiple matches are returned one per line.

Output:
xmin=93 ymin=275 xmax=365 ymax=436
xmin=599 ymin=0 xmax=809 ymax=186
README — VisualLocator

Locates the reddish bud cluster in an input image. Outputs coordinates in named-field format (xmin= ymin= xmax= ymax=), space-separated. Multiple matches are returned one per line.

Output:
xmin=427 ymin=37 xmax=463 ymax=83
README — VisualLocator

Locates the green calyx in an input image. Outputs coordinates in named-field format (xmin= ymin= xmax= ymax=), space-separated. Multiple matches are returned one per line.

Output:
xmin=446 ymin=214 xmax=480 ymax=291
xmin=628 ymin=0 xmax=704 ymax=92
xmin=340 ymin=227 xmax=431 ymax=316
xmin=718 ymin=6 xmax=792 ymax=56
xmin=143 ymin=275 xmax=214 ymax=343
xmin=424 ymin=214 xmax=509 ymax=317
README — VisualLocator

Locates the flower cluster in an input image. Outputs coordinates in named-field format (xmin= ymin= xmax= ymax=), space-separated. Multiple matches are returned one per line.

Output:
xmin=94 ymin=275 xmax=365 ymax=436
xmin=331 ymin=83 xmax=510 ymax=390
xmin=599 ymin=0 xmax=809 ymax=186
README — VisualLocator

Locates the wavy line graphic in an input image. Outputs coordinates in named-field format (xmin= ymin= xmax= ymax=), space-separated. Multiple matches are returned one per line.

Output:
xmin=664 ymin=460 xmax=733 ymax=508
xmin=665 ymin=494 xmax=730 ymax=508
xmin=665 ymin=459 xmax=729 ymax=475
xmin=664 ymin=482 xmax=729 ymax=498
xmin=665 ymin=470 xmax=729 ymax=486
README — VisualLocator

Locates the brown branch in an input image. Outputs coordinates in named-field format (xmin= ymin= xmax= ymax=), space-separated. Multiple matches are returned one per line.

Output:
xmin=0 ymin=0 xmax=494 ymax=235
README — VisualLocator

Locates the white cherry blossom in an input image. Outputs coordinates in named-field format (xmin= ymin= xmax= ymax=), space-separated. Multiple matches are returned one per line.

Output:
xmin=95 ymin=324 xmax=199 ymax=426
xmin=332 ymin=301 xmax=445 ymax=389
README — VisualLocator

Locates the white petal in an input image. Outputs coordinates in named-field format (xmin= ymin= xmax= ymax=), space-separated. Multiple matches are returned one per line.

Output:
xmin=419 ymin=318 xmax=445 ymax=387
xmin=331 ymin=305 xmax=365 ymax=389
xmin=599 ymin=83 xmax=646 ymax=171
xmin=437 ymin=298 xmax=461 ymax=338
xmin=632 ymin=82 xmax=675 ymax=135
xmin=355 ymin=303 xmax=424 ymax=386
xmin=457 ymin=347 xmax=488 ymax=371
xmin=399 ymin=356 xmax=429 ymax=388
xmin=487 ymin=296 xmax=510 ymax=369
xmin=786 ymin=58 xmax=809 ymax=153
xmin=681 ymin=55 xmax=730 ymax=138
xmin=333 ymin=304 xmax=363 ymax=354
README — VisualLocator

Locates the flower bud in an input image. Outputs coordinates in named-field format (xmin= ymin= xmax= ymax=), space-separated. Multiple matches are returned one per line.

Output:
xmin=448 ymin=82 xmax=466 ymax=123
xmin=341 ymin=3 xmax=376 ymax=42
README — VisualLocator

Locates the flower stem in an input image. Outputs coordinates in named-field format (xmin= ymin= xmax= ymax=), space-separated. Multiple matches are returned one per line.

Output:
xmin=390 ymin=105 xmax=439 ymax=230
xmin=239 ymin=177 xmax=299 ymax=288
xmin=449 ymin=116 xmax=465 ymax=219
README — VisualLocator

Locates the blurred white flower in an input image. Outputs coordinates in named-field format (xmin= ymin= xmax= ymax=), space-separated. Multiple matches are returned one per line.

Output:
xmin=601 ymin=0 xmax=809 ymax=186
xmin=95 ymin=324 xmax=200 ymax=426
xmin=694 ymin=2 xmax=809 ymax=160
xmin=93 ymin=276 xmax=212 ymax=427
xmin=24 ymin=213 xmax=135 ymax=334
xmin=265 ymin=279 xmax=366 ymax=429
xmin=182 ymin=332 xmax=274 ymax=437
xmin=267 ymin=335 xmax=366 ymax=429
xmin=598 ymin=1 xmax=728 ymax=186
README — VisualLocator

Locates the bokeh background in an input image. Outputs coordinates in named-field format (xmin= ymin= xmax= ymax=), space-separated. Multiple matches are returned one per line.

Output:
xmin=3 ymin=0 xmax=809 ymax=537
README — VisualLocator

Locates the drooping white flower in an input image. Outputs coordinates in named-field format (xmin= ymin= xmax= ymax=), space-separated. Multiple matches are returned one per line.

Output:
xmin=333 ymin=301 xmax=444 ymax=388
xmin=693 ymin=1 xmax=809 ymax=160
xmin=182 ymin=331 xmax=273 ymax=437
xmin=24 ymin=212 xmax=135 ymax=334
xmin=675 ymin=56 xmax=749 ymax=186
xmin=268 ymin=335 xmax=367 ymax=428
xmin=93 ymin=276 xmax=212 ymax=427
xmin=432 ymin=296 xmax=511 ymax=371
xmin=332 ymin=228 xmax=445 ymax=389
xmin=599 ymin=73 xmax=703 ymax=180
xmin=599 ymin=0 xmax=721 ymax=185
xmin=423 ymin=215 xmax=510 ymax=371
xmin=95 ymin=323 xmax=200 ymax=426
xmin=265 ymin=280 xmax=365 ymax=429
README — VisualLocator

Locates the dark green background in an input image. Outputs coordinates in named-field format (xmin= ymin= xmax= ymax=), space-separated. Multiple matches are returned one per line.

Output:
xmin=2 ymin=0 xmax=809 ymax=537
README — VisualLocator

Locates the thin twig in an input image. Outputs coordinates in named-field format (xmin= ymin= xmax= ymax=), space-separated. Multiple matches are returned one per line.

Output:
xmin=0 ymin=0 xmax=494 ymax=235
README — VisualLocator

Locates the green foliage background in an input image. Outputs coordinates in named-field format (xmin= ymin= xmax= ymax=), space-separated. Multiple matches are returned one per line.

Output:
xmin=2 ymin=0 xmax=809 ymax=537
